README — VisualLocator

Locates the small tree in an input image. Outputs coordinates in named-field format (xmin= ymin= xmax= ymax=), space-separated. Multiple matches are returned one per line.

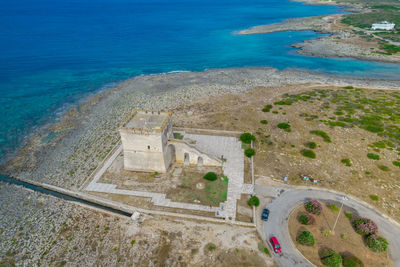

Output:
xmin=296 ymin=231 xmax=315 ymax=246
xmin=352 ymin=218 xmax=378 ymax=236
xmin=203 ymin=172 xmax=218 ymax=181
xmin=245 ymin=148 xmax=256 ymax=158
xmin=247 ymin=196 xmax=260 ymax=207
xmin=298 ymin=214 xmax=315 ymax=225
xmin=305 ymin=200 xmax=322 ymax=215
xmin=366 ymin=235 xmax=388 ymax=253
xmin=240 ymin=132 xmax=256 ymax=144
xmin=320 ymin=249 xmax=342 ymax=267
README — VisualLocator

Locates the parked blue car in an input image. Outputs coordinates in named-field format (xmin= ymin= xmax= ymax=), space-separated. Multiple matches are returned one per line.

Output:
xmin=261 ymin=208 xmax=270 ymax=221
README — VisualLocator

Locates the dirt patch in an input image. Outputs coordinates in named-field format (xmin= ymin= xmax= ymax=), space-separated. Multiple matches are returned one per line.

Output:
xmin=289 ymin=203 xmax=392 ymax=267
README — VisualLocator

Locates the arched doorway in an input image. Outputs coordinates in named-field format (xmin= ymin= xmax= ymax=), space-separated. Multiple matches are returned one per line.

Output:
xmin=198 ymin=156 xmax=203 ymax=167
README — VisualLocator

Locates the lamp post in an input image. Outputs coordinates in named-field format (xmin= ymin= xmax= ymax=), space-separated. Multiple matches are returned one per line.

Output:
xmin=331 ymin=196 xmax=349 ymax=234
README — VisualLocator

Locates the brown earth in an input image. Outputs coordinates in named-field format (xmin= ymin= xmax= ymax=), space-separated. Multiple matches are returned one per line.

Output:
xmin=288 ymin=203 xmax=391 ymax=267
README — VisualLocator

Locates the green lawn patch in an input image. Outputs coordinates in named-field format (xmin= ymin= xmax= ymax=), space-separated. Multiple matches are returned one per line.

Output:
xmin=301 ymin=149 xmax=316 ymax=159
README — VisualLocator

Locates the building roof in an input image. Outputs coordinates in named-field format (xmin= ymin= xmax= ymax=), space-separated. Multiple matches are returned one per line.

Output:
xmin=120 ymin=110 xmax=171 ymax=132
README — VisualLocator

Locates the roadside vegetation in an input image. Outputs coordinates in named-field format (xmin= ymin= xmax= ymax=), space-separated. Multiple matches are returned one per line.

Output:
xmin=290 ymin=201 xmax=389 ymax=267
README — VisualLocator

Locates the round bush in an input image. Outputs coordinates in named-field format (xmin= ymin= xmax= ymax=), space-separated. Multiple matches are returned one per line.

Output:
xmin=320 ymin=249 xmax=342 ymax=267
xmin=352 ymin=218 xmax=378 ymax=236
xmin=343 ymin=256 xmax=364 ymax=267
xmin=203 ymin=172 xmax=218 ymax=181
xmin=298 ymin=214 xmax=315 ymax=225
xmin=296 ymin=231 xmax=315 ymax=246
xmin=301 ymin=149 xmax=316 ymax=159
xmin=304 ymin=141 xmax=316 ymax=149
xmin=277 ymin=122 xmax=291 ymax=132
xmin=366 ymin=235 xmax=388 ymax=253
xmin=305 ymin=200 xmax=322 ymax=215
xmin=245 ymin=148 xmax=256 ymax=158
xmin=247 ymin=196 xmax=260 ymax=207
xmin=240 ymin=132 xmax=256 ymax=144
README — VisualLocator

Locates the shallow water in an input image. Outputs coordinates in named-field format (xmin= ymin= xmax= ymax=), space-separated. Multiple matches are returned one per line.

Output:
xmin=0 ymin=0 xmax=400 ymax=158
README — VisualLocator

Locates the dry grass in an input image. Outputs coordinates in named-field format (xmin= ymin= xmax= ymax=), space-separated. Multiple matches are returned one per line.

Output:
xmin=172 ymin=84 xmax=400 ymax=221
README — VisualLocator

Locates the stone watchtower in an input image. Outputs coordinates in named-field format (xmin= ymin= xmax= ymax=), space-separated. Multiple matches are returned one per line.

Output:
xmin=119 ymin=110 xmax=174 ymax=173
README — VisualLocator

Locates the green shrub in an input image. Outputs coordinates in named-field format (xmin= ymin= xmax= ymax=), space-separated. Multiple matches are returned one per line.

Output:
xmin=247 ymin=196 xmax=260 ymax=207
xmin=305 ymin=200 xmax=322 ymax=215
xmin=301 ymin=149 xmax=316 ymax=159
xmin=277 ymin=122 xmax=291 ymax=132
xmin=310 ymin=130 xmax=331 ymax=143
xmin=344 ymin=86 xmax=354 ymax=89
xmin=369 ymin=195 xmax=379 ymax=201
xmin=262 ymin=104 xmax=273 ymax=112
xmin=245 ymin=148 xmax=256 ymax=158
xmin=173 ymin=132 xmax=184 ymax=139
xmin=274 ymin=100 xmax=293 ymax=105
xmin=240 ymin=132 xmax=256 ymax=144
xmin=367 ymin=153 xmax=380 ymax=160
xmin=260 ymin=120 xmax=268 ymax=125
xmin=345 ymin=212 xmax=353 ymax=219
xmin=341 ymin=158 xmax=352 ymax=166
xmin=203 ymin=172 xmax=218 ymax=181
xmin=329 ymin=204 xmax=339 ymax=211
xmin=206 ymin=242 xmax=216 ymax=251
xmin=264 ymin=247 xmax=270 ymax=255
xmin=298 ymin=214 xmax=314 ymax=225
xmin=342 ymin=256 xmax=364 ymax=267
xmin=393 ymin=161 xmax=400 ymax=167
xmin=320 ymin=249 xmax=342 ymax=267
xmin=378 ymin=165 xmax=390 ymax=171
xmin=296 ymin=231 xmax=315 ymax=246
xmin=304 ymin=142 xmax=316 ymax=149
xmin=131 ymin=240 xmax=136 ymax=245
xmin=366 ymin=235 xmax=388 ymax=253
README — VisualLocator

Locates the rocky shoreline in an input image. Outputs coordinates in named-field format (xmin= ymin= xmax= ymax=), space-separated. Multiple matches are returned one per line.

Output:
xmin=237 ymin=0 xmax=400 ymax=63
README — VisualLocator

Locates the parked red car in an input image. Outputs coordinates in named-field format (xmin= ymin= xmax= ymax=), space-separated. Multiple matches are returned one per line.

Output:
xmin=269 ymin=236 xmax=282 ymax=253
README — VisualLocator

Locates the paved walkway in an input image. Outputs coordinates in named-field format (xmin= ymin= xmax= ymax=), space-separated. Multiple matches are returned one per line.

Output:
xmin=85 ymin=133 xmax=253 ymax=221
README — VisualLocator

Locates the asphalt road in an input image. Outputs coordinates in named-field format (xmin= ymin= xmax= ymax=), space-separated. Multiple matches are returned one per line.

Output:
xmin=256 ymin=186 xmax=400 ymax=267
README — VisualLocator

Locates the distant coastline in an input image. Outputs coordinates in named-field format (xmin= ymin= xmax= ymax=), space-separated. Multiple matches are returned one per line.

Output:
xmin=238 ymin=0 xmax=400 ymax=63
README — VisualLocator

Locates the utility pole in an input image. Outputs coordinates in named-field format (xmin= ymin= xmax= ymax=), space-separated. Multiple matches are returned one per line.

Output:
xmin=331 ymin=196 xmax=349 ymax=234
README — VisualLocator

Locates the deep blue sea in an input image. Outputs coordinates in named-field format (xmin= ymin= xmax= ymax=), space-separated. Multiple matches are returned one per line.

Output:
xmin=1 ymin=0 xmax=400 ymax=158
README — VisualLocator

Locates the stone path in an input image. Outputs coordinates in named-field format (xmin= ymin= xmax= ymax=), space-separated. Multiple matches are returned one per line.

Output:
xmin=85 ymin=133 xmax=253 ymax=221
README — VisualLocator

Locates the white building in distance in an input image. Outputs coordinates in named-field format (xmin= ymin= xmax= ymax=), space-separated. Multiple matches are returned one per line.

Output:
xmin=371 ymin=21 xmax=395 ymax=31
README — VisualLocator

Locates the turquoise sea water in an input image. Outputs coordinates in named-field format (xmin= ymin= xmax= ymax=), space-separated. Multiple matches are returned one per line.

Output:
xmin=1 ymin=0 xmax=400 ymax=158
